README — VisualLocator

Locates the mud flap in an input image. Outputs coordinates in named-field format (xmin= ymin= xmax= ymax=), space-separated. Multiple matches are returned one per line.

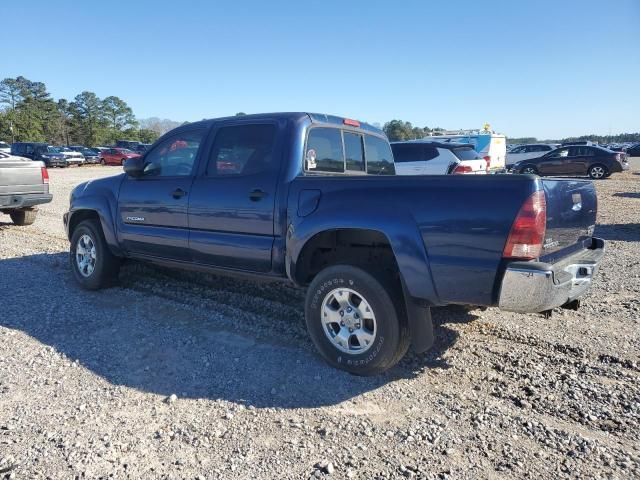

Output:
xmin=406 ymin=301 xmax=434 ymax=353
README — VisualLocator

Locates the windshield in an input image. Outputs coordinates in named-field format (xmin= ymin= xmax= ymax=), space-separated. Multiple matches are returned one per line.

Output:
xmin=47 ymin=146 xmax=60 ymax=153
xmin=82 ymin=148 xmax=97 ymax=155
xmin=0 ymin=142 xmax=9 ymax=148
xmin=120 ymin=149 xmax=135 ymax=154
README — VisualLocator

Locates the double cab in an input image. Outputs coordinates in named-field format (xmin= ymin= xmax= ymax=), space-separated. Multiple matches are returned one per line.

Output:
xmin=64 ymin=113 xmax=605 ymax=375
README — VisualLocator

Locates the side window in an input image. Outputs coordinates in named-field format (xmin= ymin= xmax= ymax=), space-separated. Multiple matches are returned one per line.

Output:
xmin=365 ymin=135 xmax=395 ymax=175
xmin=511 ymin=146 xmax=523 ymax=153
xmin=143 ymin=130 xmax=204 ymax=177
xmin=422 ymin=146 xmax=439 ymax=161
xmin=25 ymin=145 xmax=34 ymax=154
xmin=572 ymin=146 xmax=595 ymax=157
xmin=550 ymin=148 xmax=569 ymax=158
xmin=389 ymin=144 xmax=415 ymax=163
xmin=207 ymin=124 xmax=277 ymax=176
xmin=305 ymin=128 xmax=344 ymax=173
xmin=343 ymin=132 xmax=364 ymax=172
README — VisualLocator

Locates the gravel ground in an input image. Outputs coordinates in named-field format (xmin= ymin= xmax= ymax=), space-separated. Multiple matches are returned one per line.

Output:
xmin=0 ymin=162 xmax=639 ymax=479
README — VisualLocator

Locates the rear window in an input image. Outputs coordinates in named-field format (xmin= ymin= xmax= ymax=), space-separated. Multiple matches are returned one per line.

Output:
xmin=305 ymin=128 xmax=394 ymax=175
xmin=306 ymin=128 xmax=344 ymax=173
xmin=365 ymin=135 xmax=395 ymax=175
xmin=343 ymin=132 xmax=364 ymax=172
xmin=452 ymin=147 xmax=481 ymax=161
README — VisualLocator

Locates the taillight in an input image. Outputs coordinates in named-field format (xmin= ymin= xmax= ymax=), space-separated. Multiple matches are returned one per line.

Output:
xmin=483 ymin=155 xmax=491 ymax=170
xmin=503 ymin=190 xmax=546 ymax=260
xmin=41 ymin=167 xmax=49 ymax=184
xmin=452 ymin=164 xmax=473 ymax=174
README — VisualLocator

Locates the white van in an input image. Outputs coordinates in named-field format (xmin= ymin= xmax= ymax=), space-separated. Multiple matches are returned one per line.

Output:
xmin=425 ymin=128 xmax=507 ymax=171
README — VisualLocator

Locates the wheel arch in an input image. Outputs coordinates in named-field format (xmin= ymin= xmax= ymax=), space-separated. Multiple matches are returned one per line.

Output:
xmin=289 ymin=225 xmax=438 ymax=354
xmin=67 ymin=201 xmax=123 ymax=257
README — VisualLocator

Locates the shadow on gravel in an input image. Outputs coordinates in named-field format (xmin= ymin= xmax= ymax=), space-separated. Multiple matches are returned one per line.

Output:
xmin=613 ymin=192 xmax=640 ymax=199
xmin=0 ymin=253 xmax=474 ymax=409
xmin=595 ymin=223 xmax=640 ymax=242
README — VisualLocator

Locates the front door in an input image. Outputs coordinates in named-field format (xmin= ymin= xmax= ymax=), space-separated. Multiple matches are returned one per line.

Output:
xmin=188 ymin=121 xmax=283 ymax=272
xmin=117 ymin=128 xmax=207 ymax=261
xmin=538 ymin=147 xmax=570 ymax=175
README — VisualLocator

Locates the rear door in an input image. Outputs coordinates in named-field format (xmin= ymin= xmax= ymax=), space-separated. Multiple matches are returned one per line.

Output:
xmin=567 ymin=146 xmax=594 ymax=175
xmin=117 ymin=128 xmax=206 ymax=260
xmin=391 ymin=144 xmax=446 ymax=174
xmin=391 ymin=144 xmax=424 ymax=174
xmin=187 ymin=120 xmax=283 ymax=272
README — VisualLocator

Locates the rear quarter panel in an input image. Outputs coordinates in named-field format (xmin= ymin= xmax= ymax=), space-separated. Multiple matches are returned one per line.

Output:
xmin=287 ymin=174 xmax=540 ymax=306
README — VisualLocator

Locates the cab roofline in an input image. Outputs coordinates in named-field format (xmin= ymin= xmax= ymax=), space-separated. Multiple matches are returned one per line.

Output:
xmin=177 ymin=112 xmax=384 ymax=136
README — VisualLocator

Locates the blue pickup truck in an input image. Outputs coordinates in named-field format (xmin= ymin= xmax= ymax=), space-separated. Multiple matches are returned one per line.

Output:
xmin=64 ymin=113 xmax=605 ymax=375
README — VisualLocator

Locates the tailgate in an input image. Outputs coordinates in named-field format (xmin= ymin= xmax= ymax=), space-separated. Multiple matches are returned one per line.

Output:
xmin=541 ymin=179 xmax=597 ymax=260
xmin=0 ymin=159 xmax=44 ymax=195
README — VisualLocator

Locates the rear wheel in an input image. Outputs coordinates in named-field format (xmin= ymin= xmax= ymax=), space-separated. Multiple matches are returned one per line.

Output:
xmin=588 ymin=164 xmax=607 ymax=180
xmin=100 ymin=158 xmax=105 ymax=165
xmin=305 ymin=265 xmax=408 ymax=375
xmin=521 ymin=165 xmax=538 ymax=175
xmin=70 ymin=220 xmax=120 ymax=290
xmin=10 ymin=208 xmax=37 ymax=226
xmin=121 ymin=158 xmax=127 ymax=166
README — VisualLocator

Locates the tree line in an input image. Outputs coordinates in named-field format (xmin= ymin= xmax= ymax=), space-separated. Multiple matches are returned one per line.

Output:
xmin=384 ymin=120 xmax=640 ymax=145
xmin=2 ymin=78 xmax=637 ymax=147
xmin=0 ymin=76 xmax=162 ymax=147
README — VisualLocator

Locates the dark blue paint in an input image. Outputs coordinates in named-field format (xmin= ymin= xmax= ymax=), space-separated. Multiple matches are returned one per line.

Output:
xmin=65 ymin=112 xmax=599 ymax=310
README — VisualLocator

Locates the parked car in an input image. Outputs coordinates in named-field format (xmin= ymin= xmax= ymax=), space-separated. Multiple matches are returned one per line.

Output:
xmin=11 ymin=142 xmax=67 ymax=167
xmin=511 ymin=145 xmax=628 ymax=179
xmin=0 ymin=153 xmax=52 ymax=225
xmin=56 ymin=146 xmax=85 ymax=166
xmin=75 ymin=147 xmax=100 ymax=164
xmin=64 ymin=112 xmax=605 ymax=375
xmin=0 ymin=141 xmax=10 ymax=154
xmin=626 ymin=144 xmax=640 ymax=157
xmin=391 ymin=141 xmax=487 ymax=174
xmin=506 ymin=144 xmax=560 ymax=168
xmin=424 ymin=129 xmax=506 ymax=171
xmin=99 ymin=148 xmax=141 ymax=166
xmin=134 ymin=143 xmax=152 ymax=154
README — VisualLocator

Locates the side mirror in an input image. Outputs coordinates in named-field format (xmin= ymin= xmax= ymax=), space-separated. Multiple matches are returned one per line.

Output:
xmin=123 ymin=156 xmax=145 ymax=177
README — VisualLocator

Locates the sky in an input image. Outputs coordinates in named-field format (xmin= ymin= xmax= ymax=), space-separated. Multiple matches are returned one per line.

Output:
xmin=1 ymin=0 xmax=638 ymax=139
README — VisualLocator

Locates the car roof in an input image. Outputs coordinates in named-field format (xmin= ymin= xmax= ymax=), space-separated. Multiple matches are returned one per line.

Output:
xmin=391 ymin=140 xmax=475 ymax=150
xmin=173 ymin=112 xmax=383 ymax=136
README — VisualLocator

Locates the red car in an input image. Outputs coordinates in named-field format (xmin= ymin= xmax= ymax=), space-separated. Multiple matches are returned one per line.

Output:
xmin=99 ymin=148 xmax=141 ymax=166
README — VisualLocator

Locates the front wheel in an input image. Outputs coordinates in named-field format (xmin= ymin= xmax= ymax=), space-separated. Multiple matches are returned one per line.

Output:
xmin=521 ymin=165 xmax=538 ymax=175
xmin=588 ymin=164 xmax=608 ymax=180
xmin=305 ymin=265 xmax=408 ymax=375
xmin=70 ymin=220 xmax=120 ymax=290
xmin=100 ymin=158 xmax=106 ymax=165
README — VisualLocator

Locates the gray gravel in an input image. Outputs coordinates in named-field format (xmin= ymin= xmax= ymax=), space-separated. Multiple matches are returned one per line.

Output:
xmin=1 ymin=162 xmax=639 ymax=479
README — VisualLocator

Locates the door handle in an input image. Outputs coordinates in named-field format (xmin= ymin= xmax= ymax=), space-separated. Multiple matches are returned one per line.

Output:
xmin=172 ymin=188 xmax=187 ymax=199
xmin=249 ymin=189 xmax=267 ymax=201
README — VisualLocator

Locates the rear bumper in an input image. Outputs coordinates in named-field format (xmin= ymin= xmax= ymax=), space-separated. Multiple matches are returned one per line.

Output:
xmin=0 ymin=193 xmax=53 ymax=210
xmin=498 ymin=237 xmax=605 ymax=313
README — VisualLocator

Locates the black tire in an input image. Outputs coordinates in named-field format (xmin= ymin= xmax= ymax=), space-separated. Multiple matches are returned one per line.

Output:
xmin=305 ymin=265 xmax=408 ymax=375
xmin=521 ymin=165 xmax=538 ymax=175
xmin=121 ymin=158 xmax=126 ymax=166
xmin=70 ymin=219 xmax=120 ymax=290
xmin=10 ymin=208 xmax=37 ymax=226
xmin=100 ymin=158 xmax=105 ymax=165
xmin=588 ymin=164 xmax=608 ymax=180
